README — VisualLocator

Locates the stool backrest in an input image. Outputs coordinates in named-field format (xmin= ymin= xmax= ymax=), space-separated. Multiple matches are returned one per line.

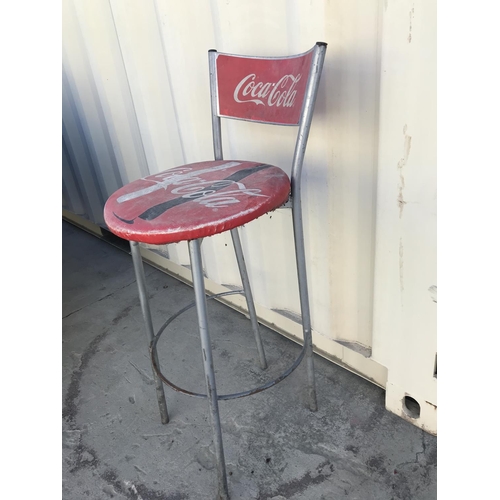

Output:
xmin=208 ymin=42 xmax=327 ymax=188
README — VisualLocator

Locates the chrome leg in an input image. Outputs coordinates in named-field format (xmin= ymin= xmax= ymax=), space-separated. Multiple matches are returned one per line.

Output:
xmin=130 ymin=241 xmax=169 ymax=424
xmin=291 ymin=202 xmax=318 ymax=412
xmin=230 ymin=228 xmax=267 ymax=370
xmin=188 ymin=239 xmax=229 ymax=500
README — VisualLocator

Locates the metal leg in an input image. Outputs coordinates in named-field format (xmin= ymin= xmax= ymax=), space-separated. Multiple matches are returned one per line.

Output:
xmin=291 ymin=202 xmax=318 ymax=412
xmin=230 ymin=228 xmax=267 ymax=370
xmin=188 ymin=239 xmax=229 ymax=500
xmin=130 ymin=241 xmax=170 ymax=424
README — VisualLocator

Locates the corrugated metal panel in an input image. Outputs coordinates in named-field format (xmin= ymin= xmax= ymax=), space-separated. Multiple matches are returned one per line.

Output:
xmin=62 ymin=0 xmax=436 ymax=433
xmin=372 ymin=0 xmax=437 ymax=431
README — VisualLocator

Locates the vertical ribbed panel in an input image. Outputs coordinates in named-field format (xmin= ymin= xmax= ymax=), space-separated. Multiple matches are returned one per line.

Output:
xmin=72 ymin=0 xmax=150 ymax=185
xmin=62 ymin=0 xmax=381 ymax=346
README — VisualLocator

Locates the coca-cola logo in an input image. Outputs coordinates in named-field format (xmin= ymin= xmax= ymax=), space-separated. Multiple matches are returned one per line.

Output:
xmin=116 ymin=163 xmax=244 ymax=204
xmin=113 ymin=162 xmax=272 ymax=224
xmin=233 ymin=73 xmax=302 ymax=108
xmin=170 ymin=179 xmax=267 ymax=208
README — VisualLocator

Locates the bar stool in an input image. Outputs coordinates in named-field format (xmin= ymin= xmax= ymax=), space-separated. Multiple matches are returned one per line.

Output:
xmin=103 ymin=42 xmax=327 ymax=500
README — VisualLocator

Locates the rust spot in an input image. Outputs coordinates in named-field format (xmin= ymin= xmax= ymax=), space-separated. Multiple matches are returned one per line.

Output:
xmin=399 ymin=238 xmax=404 ymax=294
xmin=397 ymin=189 xmax=407 ymax=218
xmin=408 ymin=5 xmax=415 ymax=43
xmin=397 ymin=128 xmax=412 ymax=218
xmin=428 ymin=285 xmax=437 ymax=303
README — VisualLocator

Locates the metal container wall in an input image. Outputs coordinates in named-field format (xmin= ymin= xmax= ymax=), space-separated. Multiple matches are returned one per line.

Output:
xmin=62 ymin=0 xmax=436 ymax=433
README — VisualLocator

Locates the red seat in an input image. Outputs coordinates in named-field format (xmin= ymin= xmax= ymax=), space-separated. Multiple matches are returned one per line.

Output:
xmin=104 ymin=160 xmax=290 ymax=245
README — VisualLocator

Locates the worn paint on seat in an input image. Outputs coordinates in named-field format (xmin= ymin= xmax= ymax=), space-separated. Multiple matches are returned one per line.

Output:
xmin=104 ymin=160 xmax=290 ymax=244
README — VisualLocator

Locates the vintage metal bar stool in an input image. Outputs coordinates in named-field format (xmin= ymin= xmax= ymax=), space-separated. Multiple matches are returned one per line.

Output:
xmin=103 ymin=42 xmax=327 ymax=500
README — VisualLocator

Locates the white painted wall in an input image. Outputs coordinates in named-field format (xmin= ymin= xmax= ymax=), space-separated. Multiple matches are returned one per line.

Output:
xmin=62 ymin=0 xmax=436 ymax=434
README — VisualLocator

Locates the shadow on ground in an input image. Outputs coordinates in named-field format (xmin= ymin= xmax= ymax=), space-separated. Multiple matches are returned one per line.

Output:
xmin=62 ymin=220 xmax=436 ymax=500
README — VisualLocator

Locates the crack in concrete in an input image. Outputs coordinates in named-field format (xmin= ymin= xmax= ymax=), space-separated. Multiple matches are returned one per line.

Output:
xmin=129 ymin=361 xmax=155 ymax=386
xmin=258 ymin=460 xmax=333 ymax=499
xmin=416 ymin=432 xmax=427 ymax=463
xmin=63 ymin=279 xmax=138 ymax=319
xmin=395 ymin=432 xmax=428 ymax=470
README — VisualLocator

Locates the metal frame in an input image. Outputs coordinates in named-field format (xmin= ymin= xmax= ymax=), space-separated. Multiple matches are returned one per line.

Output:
xmin=129 ymin=42 xmax=326 ymax=500
xmin=230 ymin=228 xmax=267 ymax=370
xmin=150 ymin=289 xmax=307 ymax=399
xmin=289 ymin=43 xmax=327 ymax=412
xmin=208 ymin=42 xmax=327 ymax=413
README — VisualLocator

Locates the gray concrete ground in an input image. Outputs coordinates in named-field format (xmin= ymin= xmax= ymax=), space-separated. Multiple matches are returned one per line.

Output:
xmin=62 ymin=220 xmax=436 ymax=500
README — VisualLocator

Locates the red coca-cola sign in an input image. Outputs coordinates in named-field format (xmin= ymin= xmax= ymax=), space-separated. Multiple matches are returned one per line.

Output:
xmin=215 ymin=49 xmax=314 ymax=125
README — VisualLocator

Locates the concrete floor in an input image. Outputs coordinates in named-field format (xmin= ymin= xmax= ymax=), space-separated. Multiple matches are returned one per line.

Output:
xmin=62 ymin=220 xmax=437 ymax=500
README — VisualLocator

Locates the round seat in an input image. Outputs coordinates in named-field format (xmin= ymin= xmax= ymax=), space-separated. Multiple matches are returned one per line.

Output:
xmin=104 ymin=160 xmax=290 ymax=245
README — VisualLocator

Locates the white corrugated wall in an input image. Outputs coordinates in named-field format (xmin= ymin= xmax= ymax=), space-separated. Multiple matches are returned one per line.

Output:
xmin=62 ymin=0 xmax=436 ymax=434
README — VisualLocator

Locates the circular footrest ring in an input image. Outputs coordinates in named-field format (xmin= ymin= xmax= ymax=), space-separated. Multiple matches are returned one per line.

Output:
xmin=150 ymin=290 xmax=306 ymax=401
